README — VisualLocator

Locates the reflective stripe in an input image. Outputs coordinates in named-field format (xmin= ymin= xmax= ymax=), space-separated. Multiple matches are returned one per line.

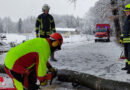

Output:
xmin=121 ymin=34 xmax=124 ymax=37
xmin=52 ymin=28 xmax=55 ymax=31
xmin=40 ymin=30 xmax=45 ymax=35
xmin=37 ymin=18 xmax=43 ymax=32
xmin=37 ymin=19 xmax=41 ymax=22
xmin=36 ymin=27 xmax=39 ymax=30
xmin=120 ymin=34 xmax=130 ymax=37
xmin=26 ymin=63 xmax=36 ymax=70
xmin=13 ymin=78 xmax=24 ymax=90
xmin=49 ymin=18 xmax=54 ymax=23
xmin=127 ymin=60 xmax=130 ymax=65
xmin=126 ymin=59 xmax=128 ymax=63
xmin=38 ymin=18 xmax=54 ymax=36
xmin=123 ymin=37 xmax=130 ymax=43
xmin=40 ymin=19 xmax=43 ymax=29
xmin=50 ymin=20 xmax=54 ymax=23
xmin=40 ymin=30 xmax=52 ymax=35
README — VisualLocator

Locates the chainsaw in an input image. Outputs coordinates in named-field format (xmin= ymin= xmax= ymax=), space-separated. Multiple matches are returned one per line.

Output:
xmin=46 ymin=69 xmax=57 ymax=85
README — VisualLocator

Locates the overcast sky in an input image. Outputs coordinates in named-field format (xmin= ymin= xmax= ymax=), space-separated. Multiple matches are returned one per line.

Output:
xmin=0 ymin=0 xmax=99 ymax=22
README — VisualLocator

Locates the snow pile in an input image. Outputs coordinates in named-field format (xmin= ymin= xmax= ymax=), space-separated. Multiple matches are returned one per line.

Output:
xmin=63 ymin=34 xmax=94 ymax=44
xmin=5 ymin=34 xmax=26 ymax=43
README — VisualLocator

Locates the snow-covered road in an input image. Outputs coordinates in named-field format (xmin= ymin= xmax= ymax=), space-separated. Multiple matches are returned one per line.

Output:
xmin=52 ymin=38 xmax=130 ymax=82
xmin=1 ymin=34 xmax=130 ymax=89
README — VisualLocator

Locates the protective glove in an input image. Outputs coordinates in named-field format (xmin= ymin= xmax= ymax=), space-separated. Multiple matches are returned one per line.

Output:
xmin=49 ymin=67 xmax=55 ymax=72
xmin=119 ymin=39 xmax=123 ymax=44
xmin=40 ymin=79 xmax=47 ymax=86
xmin=120 ymin=34 xmax=124 ymax=44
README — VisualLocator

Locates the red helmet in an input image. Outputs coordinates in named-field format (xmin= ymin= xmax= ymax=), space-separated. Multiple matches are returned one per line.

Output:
xmin=50 ymin=33 xmax=63 ymax=46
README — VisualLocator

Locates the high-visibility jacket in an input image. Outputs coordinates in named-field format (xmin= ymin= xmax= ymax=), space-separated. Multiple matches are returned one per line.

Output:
xmin=5 ymin=38 xmax=51 ymax=82
xmin=35 ymin=13 xmax=56 ymax=36
xmin=121 ymin=15 xmax=130 ymax=43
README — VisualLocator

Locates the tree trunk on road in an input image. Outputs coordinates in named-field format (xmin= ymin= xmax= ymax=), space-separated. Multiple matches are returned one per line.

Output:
xmin=58 ymin=69 xmax=130 ymax=90
xmin=1 ymin=65 xmax=130 ymax=90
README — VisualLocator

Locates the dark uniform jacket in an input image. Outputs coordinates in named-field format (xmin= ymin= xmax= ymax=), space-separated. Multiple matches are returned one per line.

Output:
xmin=123 ymin=15 xmax=130 ymax=37
xmin=36 ymin=13 xmax=56 ymax=37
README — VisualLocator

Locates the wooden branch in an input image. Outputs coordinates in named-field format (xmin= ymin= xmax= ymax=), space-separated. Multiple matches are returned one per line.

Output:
xmin=1 ymin=65 xmax=130 ymax=90
xmin=58 ymin=69 xmax=130 ymax=90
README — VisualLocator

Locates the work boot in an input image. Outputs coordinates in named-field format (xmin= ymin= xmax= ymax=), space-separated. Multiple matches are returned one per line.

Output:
xmin=121 ymin=63 xmax=128 ymax=70
xmin=121 ymin=67 xmax=128 ymax=70
xmin=50 ymin=57 xmax=57 ymax=62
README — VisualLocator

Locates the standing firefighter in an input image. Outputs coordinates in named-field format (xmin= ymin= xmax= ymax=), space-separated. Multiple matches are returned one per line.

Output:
xmin=4 ymin=33 xmax=63 ymax=90
xmin=121 ymin=4 xmax=130 ymax=74
xmin=35 ymin=4 xmax=57 ymax=61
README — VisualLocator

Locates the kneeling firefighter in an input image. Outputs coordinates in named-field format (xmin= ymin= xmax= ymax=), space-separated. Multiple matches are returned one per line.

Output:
xmin=4 ymin=33 xmax=63 ymax=90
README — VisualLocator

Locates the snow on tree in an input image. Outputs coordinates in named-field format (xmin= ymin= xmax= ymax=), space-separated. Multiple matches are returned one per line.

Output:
xmin=2 ymin=17 xmax=16 ymax=33
xmin=17 ymin=18 xmax=23 ymax=33
xmin=0 ymin=18 xmax=4 ymax=33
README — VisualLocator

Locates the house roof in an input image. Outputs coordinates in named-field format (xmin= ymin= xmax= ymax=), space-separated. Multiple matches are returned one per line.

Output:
xmin=56 ymin=28 xmax=76 ymax=32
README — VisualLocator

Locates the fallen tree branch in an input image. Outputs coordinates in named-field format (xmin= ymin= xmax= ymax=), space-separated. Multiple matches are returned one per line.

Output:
xmin=57 ymin=69 xmax=130 ymax=90
xmin=1 ymin=64 xmax=130 ymax=90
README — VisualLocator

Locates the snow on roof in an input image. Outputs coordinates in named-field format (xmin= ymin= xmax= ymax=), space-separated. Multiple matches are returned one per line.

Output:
xmin=56 ymin=28 xmax=76 ymax=32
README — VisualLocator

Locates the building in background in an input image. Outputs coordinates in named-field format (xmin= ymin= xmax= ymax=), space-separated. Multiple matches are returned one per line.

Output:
xmin=56 ymin=28 xmax=80 ymax=38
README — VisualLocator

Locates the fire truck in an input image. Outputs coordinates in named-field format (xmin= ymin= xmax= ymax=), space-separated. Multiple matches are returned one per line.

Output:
xmin=95 ymin=24 xmax=110 ymax=42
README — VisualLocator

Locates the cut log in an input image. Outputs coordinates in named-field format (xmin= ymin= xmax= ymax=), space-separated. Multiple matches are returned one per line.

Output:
xmin=57 ymin=69 xmax=130 ymax=90
xmin=1 ymin=65 xmax=130 ymax=90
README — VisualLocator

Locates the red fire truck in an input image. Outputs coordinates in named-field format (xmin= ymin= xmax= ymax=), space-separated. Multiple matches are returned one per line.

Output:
xmin=95 ymin=24 xmax=110 ymax=42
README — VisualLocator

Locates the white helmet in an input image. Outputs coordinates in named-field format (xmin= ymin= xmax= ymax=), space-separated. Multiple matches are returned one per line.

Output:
xmin=42 ymin=4 xmax=50 ymax=11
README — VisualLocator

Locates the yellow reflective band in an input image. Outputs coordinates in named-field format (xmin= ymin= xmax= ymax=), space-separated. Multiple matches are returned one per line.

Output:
xmin=50 ymin=20 xmax=54 ymax=23
xmin=39 ymin=30 xmax=52 ymax=35
xmin=128 ymin=61 xmax=130 ymax=65
xmin=36 ymin=27 xmax=39 ymax=30
xmin=121 ymin=34 xmax=124 ymax=37
xmin=120 ymin=39 xmax=123 ymax=43
xmin=123 ymin=38 xmax=130 ymax=43
xmin=40 ymin=19 xmax=43 ymax=29
xmin=40 ymin=30 xmax=45 ymax=35
xmin=126 ymin=59 xmax=128 ymax=62
xmin=52 ymin=28 xmax=55 ymax=31
xmin=26 ymin=63 xmax=36 ymax=70
xmin=13 ymin=78 xmax=24 ymax=90
xmin=123 ymin=41 xmax=130 ymax=43
xmin=37 ymin=18 xmax=41 ymax=22
xmin=123 ymin=38 xmax=130 ymax=41
xmin=48 ymin=18 xmax=54 ymax=23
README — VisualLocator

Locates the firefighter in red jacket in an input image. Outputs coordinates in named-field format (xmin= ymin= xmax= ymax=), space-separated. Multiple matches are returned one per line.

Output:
xmin=4 ymin=33 xmax=63 ymax=90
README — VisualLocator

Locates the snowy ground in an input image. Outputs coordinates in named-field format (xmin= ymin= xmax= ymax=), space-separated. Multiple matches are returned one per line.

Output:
xmin=1 ymin=33 xmax=129 ymax=89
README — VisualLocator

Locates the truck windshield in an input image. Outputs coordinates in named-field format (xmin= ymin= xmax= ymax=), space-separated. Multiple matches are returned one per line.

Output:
xmin=96 ymin=29 xmax=107 ymax=32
